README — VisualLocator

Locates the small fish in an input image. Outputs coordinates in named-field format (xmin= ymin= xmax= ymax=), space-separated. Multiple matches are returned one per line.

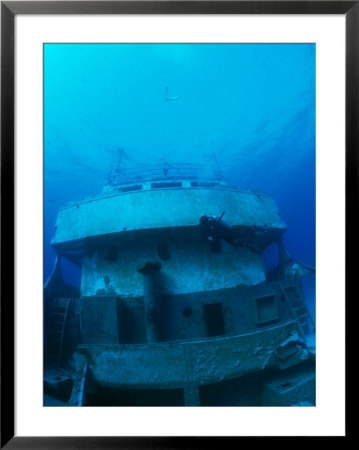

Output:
xmin=164 ymin=86 xmax=181 ymax=102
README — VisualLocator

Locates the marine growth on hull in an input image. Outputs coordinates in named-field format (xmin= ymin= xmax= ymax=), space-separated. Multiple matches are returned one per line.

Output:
xmin=44 ymin=162 xmax=315 ymax=407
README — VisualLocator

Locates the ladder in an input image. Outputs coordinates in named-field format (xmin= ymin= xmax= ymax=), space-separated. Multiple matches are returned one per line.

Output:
xmin=279 ymin=281 xmax=315 ymax=336
xmin=46 ymin=298 xmax=72 ymax=364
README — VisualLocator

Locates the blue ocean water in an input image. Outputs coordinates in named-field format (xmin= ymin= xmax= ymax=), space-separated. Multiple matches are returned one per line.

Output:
xmin=44 ymin=43 xmax=315 ymax=317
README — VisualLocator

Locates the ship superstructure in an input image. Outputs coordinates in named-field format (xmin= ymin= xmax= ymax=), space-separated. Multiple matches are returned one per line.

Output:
xmin=44 ymin=161 xmax=315 ymax=407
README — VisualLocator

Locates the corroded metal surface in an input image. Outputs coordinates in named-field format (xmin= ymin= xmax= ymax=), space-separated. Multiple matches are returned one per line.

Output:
xmin=46 ymin=179 xmax=315 ymax=407
xmin=81 ymin=238 xmax=266 ymax=296
xmin=76 ymin=320 xmax=310 ymax=389
xmin=52 ymin=187 xmax=285 ymax=245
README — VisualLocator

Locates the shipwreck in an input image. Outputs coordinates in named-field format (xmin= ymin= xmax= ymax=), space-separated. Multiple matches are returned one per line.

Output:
xmin=44 ymin=160 xmax=315 ymax=406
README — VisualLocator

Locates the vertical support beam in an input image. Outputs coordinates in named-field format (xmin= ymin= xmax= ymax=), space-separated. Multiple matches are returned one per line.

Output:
xmin=182 ymin=344 xmax=200 ymax=406
xmin=184 ymin=384 xmax=200 ymax=406
xmin=67 ymin=354 xmax=88 ymax=407
xmin=138 ymin=262 xmax=161 ymax=343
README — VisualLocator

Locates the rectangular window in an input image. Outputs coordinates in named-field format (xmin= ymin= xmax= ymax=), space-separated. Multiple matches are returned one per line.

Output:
xmin=157 ymin=240 xmax=171 ymax=260
xmin=191 ymin=182 xmax=217 ymax=188
xmin=252 ymin=294 xmax=279 ymax=326
xmin=151 ymin=182 xmax=182 ymax=189
xmin=203 ymin=303 xmax=225 ymax=337
xmin=117 ymin=185 xmax=142 ymax=193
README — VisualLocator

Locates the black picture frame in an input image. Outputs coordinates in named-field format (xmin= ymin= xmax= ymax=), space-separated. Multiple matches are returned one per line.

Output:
xmin=1 ymin=1 xmax=354 ymax=447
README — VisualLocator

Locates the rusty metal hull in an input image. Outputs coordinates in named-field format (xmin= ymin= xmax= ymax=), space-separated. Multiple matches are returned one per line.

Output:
xmin=76 ymin=320 xmax=312 ymax=390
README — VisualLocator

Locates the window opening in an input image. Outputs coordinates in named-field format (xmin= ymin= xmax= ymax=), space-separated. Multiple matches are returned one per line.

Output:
xmin=252 ymin=294 xmax=279 ymax=325
xmin=157 ymin=240 xmax=171 ymax=260
xmin=106 ymin=246 xmax=118 ymax=262
xmin=191 ymin=182 xmax=217 ymax=188
xmin=151 ymin=182 xmax=182 ymax=189
xmin=203 ymin=303 xmax=225 ymax=337
xmin=117 ymin=185 xmax=142 ymax=193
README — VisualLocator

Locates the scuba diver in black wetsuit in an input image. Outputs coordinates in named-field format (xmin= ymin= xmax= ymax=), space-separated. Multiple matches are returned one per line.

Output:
xmin=200 ymin=212 xmax=238 ymax=246
xmin=199 ymin=212 xmax=263 ymax=254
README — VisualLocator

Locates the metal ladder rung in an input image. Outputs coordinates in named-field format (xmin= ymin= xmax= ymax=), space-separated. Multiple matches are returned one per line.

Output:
xmin=297 ymin=311 xmax=310 ymax=318
xmin=53 ymin=306 xmax=67 ymax=312
xmin=286 ymin=291 xmax=300 ymax=298
xmin=46 ymin=298 xmax=72 ymax=363
xmin=284 ymin=288 xmax=298 ymax=297
xmin=48 ymin=331 xmax=62 ymax=338
xmin=286 ymin=294 xmax=301 ymax=299
xmin=292 ymin=301 xmax=304 ymax=308
xmin=52 ymin=315 xmax=66 ymax=322
xmin=295 ymin=307 xmax=308 ymax=315
xmin=279 ymin=282 xmax=314 ymax=336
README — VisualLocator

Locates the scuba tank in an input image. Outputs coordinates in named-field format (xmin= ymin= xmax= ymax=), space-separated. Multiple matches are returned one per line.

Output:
xmin=199 ymin=212 xmax=237 ymax=246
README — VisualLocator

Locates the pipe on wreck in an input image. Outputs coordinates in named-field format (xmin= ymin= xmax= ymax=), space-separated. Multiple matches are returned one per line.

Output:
xmin=138 ymin=261 xmax=162 ymax=343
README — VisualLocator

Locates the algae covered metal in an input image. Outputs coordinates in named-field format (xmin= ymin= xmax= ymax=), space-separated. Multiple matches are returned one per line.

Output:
xmin=44 ymin=162 xmax=315 ymax=406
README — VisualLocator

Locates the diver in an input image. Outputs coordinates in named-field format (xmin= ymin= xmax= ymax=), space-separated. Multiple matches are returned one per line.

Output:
xmin=199 ymin=212 xmax=262 ymax=254
xmin=199 ymin=212 xmax=239 ymax=247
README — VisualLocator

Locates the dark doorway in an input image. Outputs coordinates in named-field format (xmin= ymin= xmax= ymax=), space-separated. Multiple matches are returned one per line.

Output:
xmin=86 ymin=386 xmax=185 ymax=406
xmin=203 ymin=303 xmax=225 ymax=337
xmin=157 ymin=240 xmax=171 ymax=260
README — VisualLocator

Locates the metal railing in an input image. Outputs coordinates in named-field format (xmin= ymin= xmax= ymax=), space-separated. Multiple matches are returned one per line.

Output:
xmin=107 ymin=162 xmax=224 ymax=186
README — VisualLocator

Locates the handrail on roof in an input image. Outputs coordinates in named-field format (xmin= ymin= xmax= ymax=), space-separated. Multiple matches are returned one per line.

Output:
xmin=107 ymin=162 xmax=224 ymax=186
